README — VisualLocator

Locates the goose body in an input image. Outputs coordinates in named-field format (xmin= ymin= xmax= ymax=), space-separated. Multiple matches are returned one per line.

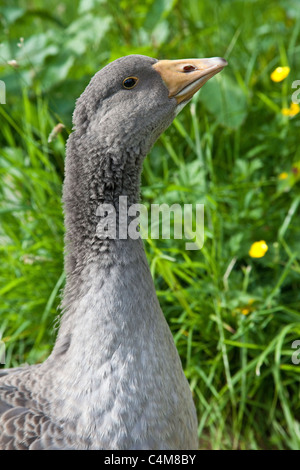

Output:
xmin=0 ymin=54 xmax=227 ymax=450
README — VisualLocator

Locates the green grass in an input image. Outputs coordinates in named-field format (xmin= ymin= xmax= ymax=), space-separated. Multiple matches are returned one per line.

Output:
xmin=1 ymin=0 xmax=300 ymax=450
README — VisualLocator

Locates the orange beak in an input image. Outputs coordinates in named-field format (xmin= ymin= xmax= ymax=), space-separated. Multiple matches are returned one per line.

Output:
xmin=153 ymin=57 xmax=227 ymax=104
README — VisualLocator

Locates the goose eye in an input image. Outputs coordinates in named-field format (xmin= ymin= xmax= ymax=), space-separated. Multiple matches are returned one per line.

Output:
xmin=123 ymin=77 xmax=138 ymax=89
xmin=183 ymin=65 xmax=196 ymax=72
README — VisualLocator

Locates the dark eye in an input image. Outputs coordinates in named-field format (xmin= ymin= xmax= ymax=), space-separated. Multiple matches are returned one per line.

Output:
xmin=123 ymin=77 xmax=138 ymax=89
xmin=183 ymin=65 xmax=196 ymax=72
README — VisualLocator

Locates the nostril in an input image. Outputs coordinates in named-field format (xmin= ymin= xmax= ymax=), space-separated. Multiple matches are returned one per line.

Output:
xmin=183 ymin=65 xmax=197 ymax=72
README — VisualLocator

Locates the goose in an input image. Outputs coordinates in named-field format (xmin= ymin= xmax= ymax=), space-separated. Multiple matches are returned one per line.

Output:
xmin=0 ymin=54 xmax=227 ymax=450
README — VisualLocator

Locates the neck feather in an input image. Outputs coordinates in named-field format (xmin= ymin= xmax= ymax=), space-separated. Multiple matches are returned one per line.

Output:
xmin=40 ymin=128 xmax=198 ymax=449
xmin=62 ymin=131 xmax=145 ymax=277
xmin=57 ymin=129 xmax=151 ymax=349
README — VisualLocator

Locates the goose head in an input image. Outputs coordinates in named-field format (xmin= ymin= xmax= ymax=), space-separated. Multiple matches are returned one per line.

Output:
xmin=72 ymin=54 xmax=227 ymax=155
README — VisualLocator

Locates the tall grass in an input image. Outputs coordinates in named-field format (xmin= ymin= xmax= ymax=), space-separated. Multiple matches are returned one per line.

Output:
xmin=0 ymin=0 xmax=300 ymax=449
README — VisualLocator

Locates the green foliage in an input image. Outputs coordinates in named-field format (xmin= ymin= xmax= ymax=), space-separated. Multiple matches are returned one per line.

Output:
xmin=1 ymin=0 xmax=300 ymax=450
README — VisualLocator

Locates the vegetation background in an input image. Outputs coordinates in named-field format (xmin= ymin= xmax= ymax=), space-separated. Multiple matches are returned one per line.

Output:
xmin=0 ymin=0 xmax=300 ymax=450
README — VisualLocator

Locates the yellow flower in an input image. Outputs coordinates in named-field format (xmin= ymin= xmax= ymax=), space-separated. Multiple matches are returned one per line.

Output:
xmin=270 ymin=66 xmax=290 ymax=82
xmin=249 ymin=241 xmax=268 ymax=258
xmin=278 ymin=172 xmax=288 ymax=180
xmin=239 ymin=299 xmax=255 ymax=316
xmin=281 ymin=102 xmax=300 ymax=117
xmin=241 ymin=308 xmax=250 ymax=315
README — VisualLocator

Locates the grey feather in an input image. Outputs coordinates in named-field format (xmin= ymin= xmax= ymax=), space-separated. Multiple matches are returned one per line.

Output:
xmin=0 ymin=55 xmax=198 ymax=450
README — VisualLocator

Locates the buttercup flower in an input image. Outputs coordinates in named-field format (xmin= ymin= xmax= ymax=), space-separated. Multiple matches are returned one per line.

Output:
xmin=270 ymin=66 xmax=290 ymax=82
xmin=281 ymin=102 xmax=300 ymax=117
xmin=278 ymin=172 xmax=288 ymax=180
xmin=238 ymin=299 xmax=255 ymax=316
xmin=249 ymin=241 xmax=268 ymax=258
xmin=241 ymin=308 xmax=250 ymax=315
